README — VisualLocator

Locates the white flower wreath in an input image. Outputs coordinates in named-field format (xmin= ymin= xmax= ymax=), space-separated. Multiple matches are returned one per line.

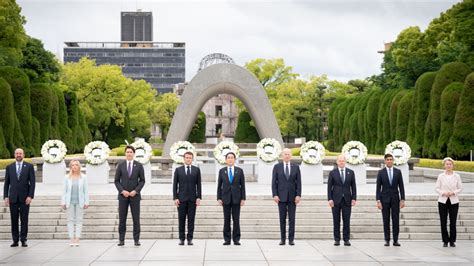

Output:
xmin=385 ymin=140 xmax=411 ymax=165
xmin=84 ymin=141 xmax=110 ymax=165
xmin=131 ymin=139 xmax=153 ymax=164
xmin=342 ymin=141 xmax=368 ymax=165
xmin=300 ymin=141 xmax=325 ymax=165
xmin=213 ymin=141 xmax=240 ymax=165
xmin=41 ymin=139 xmax=67 ymax=163
xmin=256 ymin=138 xmax=282 ymax=163
xmin=169 ymin=141 xmax=196 ymax=164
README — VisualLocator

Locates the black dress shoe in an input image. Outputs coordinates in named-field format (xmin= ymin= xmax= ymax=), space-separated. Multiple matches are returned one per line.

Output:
xmin=10 ymin=242 xmax=19 ymax=247
xmin=134 ymin=241 xmax=141 ymax=246
xmin=117 ymin=241 xmax=124 ymax=246
xmin=289 ymin=241 xmax=295 ymax=246
xmin=443 ymin=242 xmax=448 ymax=247
xmin=334 ymin=241 xmax=340 ymax=246
xmin=21 ymin=241 xmax=28 ymax=247
xmin=450 ymin=242 xmax=456 ymax=247
xmin=187 ymin=239 xmax=193 ymax=246
xmin=234 ymin=241 xmax=241 ymax=245
xmin=344 ymin=241 xmax=351 ymax=246
xmin=179 ymin=240 xmax=185 ymax=245
xmin=384 ymin=241 xmax=390 ymax=246
xmin=223 ymin=241 xmax=231 ymax=245
xmin=393 ymin=242 xmax=401 ymax=247
xmin=279 ymin=241 xmax=285 ymax=245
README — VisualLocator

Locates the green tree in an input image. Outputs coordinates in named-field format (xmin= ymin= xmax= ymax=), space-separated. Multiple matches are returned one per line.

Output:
xmin=234 ymin=111 xmax=260 ymax=143
xmin=49 ymin=85 xmax=60 ymax=139
xmin=438 ymin=82 xmax=463 ymax=157
xmin=348 ymin=79 xmax=371 ymax=93
xmin=389 ymin=90 xmax=406 ymax=141
xmin=0 ymin=125 xmax=9 ymax=158
xmin=151 ymin=93 xmax=179 ymax=140
xmin=448 ymin=72 xmax=474 ymax=159
xmin=188 ymin=112 xmax=206 ymax=143
xmin=365 ymin=89 xmax=382 ymax=152
xmin=107 ymin=108 xmax=131 ymax=148
xmin=0 ymin=0 xmax=27 ymax=66
xmin=19 ymin=37 xmax=61 ymax=83
xmin=395 ymin=90 xmax=415 ymax=141
xmin=54 ymin=85 xmax=74 ymax=151
xmin=244 ymin=58 xmax=298 ymax=89
xmin=30 ymin=83 xmax=53 ymax=144
xmin=31 ymin=117 xmax=40 ymax=155
xmin=0 ymin=77 xmax=15 ymax=155
xmin=413 ymin=72 xmax=436 ymax=157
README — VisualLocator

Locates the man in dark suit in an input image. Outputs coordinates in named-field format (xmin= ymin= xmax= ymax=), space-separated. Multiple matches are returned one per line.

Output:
xmin=3 ymin=148 xmax=36 ymax=247
xmin=115 ymin=145 xmax=145 ymax=246
xmin=376 ymin=153 xmax=405 ymax=247
xmin=272 ymin=148 xmax=301 ymax=246
xmin=173 ymin=151 xmax=202 ymax=246
xmin=327 ymin=154 xmax=357 ymax=246
xmin=217 ymin=152 xmax=246 ymax=245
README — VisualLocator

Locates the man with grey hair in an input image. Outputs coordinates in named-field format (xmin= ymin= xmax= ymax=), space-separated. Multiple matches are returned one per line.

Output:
xmin=3 ymin=148 xmax=36 ymax=247
xmin=272 ymin=148 xmax=302 ymax=246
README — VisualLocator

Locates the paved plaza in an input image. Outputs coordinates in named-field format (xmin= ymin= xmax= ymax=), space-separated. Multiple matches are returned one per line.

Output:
xmin=0 ymin=239 xmax=473 ymax=265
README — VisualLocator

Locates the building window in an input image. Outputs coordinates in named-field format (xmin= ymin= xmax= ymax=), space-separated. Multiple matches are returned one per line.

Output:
xmin=215 ymin=124 xmax=222 ymax=136
xmin=215 ymin=105 xmax=222 ymax=117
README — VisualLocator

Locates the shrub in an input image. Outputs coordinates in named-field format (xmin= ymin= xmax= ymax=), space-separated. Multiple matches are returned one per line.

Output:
xmin=414 ymin=72 xmax=436 ymax=157
xmin=396 ymin=90 xmax=415 ymax=141
xmin=188 ymin=112 xmax=206 ymax=143
xmin=30 ymin=83 xmax=53 ymax=144
xmin=437 ymin=82 xmax=463 ymax=158
xmin=234 ymin=111 xmax=260 ymax=143
xmin=0 ymin=78 xmax=15 ymax=155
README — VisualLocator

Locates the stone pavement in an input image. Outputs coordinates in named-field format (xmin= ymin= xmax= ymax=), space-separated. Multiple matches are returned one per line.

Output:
xmin=0 ymin=239 xmax=472 ymax=265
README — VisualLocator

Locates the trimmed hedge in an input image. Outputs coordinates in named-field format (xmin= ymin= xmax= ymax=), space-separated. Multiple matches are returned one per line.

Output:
xmin=414 ymin=72 xmax=436 ymax=157
xmin=396 ymin=90 xmax=415 ymax=141
xmin=234 ymin=111 xmax=260 ymax=143
xmin=30 ymin=83 xmax=53 ymax=144
xmin=31 ymin=117 xmax=41 ymax=156
xmin=417 ymin=159 xmax=474 ymax=172
xmin=188 ymin=112 xmax=206 ymax=143
xmin=437 ymin=82 xmax=463 ymax=158
xmin=107 ymin=109 xmax=131 ymax=149
xmin=0 ymin=126 xmax=9 ymax=158
xmin=0 ymin=78 xmax=15 ymax=156
xmin=389 ymin=90 xmax=406 ymax=141
xmin=365 ymin=90 xmax=382 ymax=152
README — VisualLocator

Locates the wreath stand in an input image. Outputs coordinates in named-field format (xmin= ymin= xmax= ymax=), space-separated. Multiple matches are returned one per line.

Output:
xmin=42 ymin=161 xmax=66 ymax=184
xmin=300 ymin=163 xmax=323 ymax=185
xmin=347 ymin=163 xmax=367 ymax=185
xmin=397 ymin=163 xmax=409 ymax=184
xmin=257 ymin=159 xmax=275 ymax=185
xmin=86 ymin=163 xmax=110 ymax=184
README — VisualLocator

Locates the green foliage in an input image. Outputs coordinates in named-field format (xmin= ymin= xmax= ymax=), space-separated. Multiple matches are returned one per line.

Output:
xmin=54 ymin=85 xmax=74 ymax=152
xmin=188 ymin=112 xmax=206 ymax=143
xmin=31 ymin=117 xmax=40 ymax=156
xmin=244 ymin=58 xmax=298 ymax=88
xmin=151 ymin=92 xmax=179 ymax=140
xmin=64 ymin=91 xmax=80 ymax=152
xmin=12 ymin=113 xmax=24 ymax=151
xmin=49 ymin=85 xmax=60 ymax=139
xmin=0 ymin=0 xmax=27 ymax=67
xmin=425 ymin=62 xmax=470 ymax=158
xmin=234 ymin=111 xmax=260 ymax=143
xmin=0 ymin=66 xmax=32 ymax=154
xmin=107 ymin=108 xmax=131 ymax=148
xmin=365 ymin=90 xmax=382 ymax=152
xmin=389 ymin=90 xmax=406 ymax=141
xmin=30 ymin=83 xmax=53 ymax=144
xmin=413 ymin=72 xmax=436 ymax=157
xmin=395 ymin=90 xmax=415 ymax=141
xmin=19 ymin=37 xmax=61 ymax=83
xmin=417 ymin=158 xmax=474 ymax=172
xmin=438 ymin=82 xmax=463 ymax=158
xmin=448 ymin=72 xmax=474 ymax=159
xmin=0 ymin=125 xmax=9 ymax=158
xmin=375 ymin=90 xmax=394 ymax=153
xmin=0 ymin=78 xmax=14 ymax=155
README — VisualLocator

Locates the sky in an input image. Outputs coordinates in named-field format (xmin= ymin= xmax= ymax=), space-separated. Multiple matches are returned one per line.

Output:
xmin=17 ymin=0 xmax=461 ymax=82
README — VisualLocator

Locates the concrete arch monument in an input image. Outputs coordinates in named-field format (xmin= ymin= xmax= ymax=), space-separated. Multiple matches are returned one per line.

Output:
xmin=163 ymin=63 xmax=283 ymax=157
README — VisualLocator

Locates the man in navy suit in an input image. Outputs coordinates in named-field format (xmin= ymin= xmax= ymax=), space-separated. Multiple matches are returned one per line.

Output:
xmin=217 ymin=152 xmax=246 ymax=245
xmin=114 ymin=145 xmax=145 ymax=246
xmin=327 ymin=154 xmax=357 ymax=246
xmin=173 ymin=151 xmax=202 ymax=246
xmin=376 ymin=153 xmax=405 ymax=247
xmin=272 ymin=148 xmax=301 ymax=246
xmin=3 ymin=148 xmax=36 ymax=247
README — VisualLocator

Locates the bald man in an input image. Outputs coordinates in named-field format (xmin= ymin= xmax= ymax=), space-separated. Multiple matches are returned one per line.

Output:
xmin=327 ymin=154 xmax=357 ymax=246
xmin=272 ymin=148 xmax=302 ymax=246
xmin=3 ymin=148 xmax=36 ymax=247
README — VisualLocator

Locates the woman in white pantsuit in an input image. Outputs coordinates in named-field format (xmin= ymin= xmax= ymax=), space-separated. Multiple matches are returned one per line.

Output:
xmin=61 ymin=160 xmax=89 ymax=246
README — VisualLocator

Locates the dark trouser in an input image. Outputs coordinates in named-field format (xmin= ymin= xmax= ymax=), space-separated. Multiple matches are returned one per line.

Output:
xmin=332 ymin=200 xmax=352 ymax=241
xmin=438 ymin=198 xmax=459 ymax=243
xmin=223 ymin=200 xmax=241 ymax=243
xmin=118 ymin=197 xmax=141 ymax=241
xmin=278 ymin=201 xmax=297 ymax=242
xmin=382 ymin=200 xmax=400 ymax=242
xmin=178 ymin=200 xmax=197 ymax=241
xmin=10 ymin=202 xmax=30 ymax=243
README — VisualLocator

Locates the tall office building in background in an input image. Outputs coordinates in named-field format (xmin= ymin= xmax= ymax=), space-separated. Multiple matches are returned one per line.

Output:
xmin=64 ymin=11 xmax=185 ymax=94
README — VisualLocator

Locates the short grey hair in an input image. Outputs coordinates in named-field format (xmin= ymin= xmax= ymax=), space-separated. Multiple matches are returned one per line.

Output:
xmin=442 ymin=157 xmax=455 ymax=166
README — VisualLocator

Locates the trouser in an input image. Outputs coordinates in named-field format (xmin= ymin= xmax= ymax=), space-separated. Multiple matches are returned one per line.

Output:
xmin=438 ymin=198 xmax=459 ymax=243
xmin=223 ymin=200 xmax=241 ymax=243
xmin=10 ymin=201 xmax=30 ymax=243
xmin=178 ymin=200 xmax=197 ymax=240
xmin=278 ymin=201 xmax=297 ymax=241
xmin=67 ymin=203 xmax=84 ymax=239
xmin=332 ymin=200 xmax=352 ymax=241
xmin=118 ymin=197 xmax=141 ymax=241
xmin=381 ymin=200 xmax=400 ymax=242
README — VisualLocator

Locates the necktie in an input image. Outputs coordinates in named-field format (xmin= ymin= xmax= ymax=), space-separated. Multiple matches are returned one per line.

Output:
xmin=17 ymin=163 xmax=21 ymax=179
xmin=340 ymin=169 xmax=345 ymax=184
xmin=127 ymin=162 xmax=132 ymax=178
xmin=229 ymin=168 xmax=233 ymax=183
xmin=186 ymin=166 xmax=190 ymax=176
xmin=285 ymin=164 xmax=290 ymax=179
xmin=388 ymin=168 xmax=392 ymax=185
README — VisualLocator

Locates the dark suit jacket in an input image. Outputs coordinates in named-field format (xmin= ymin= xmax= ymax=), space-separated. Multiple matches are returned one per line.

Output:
xmin=272 ymin=162 xmax=302 ymax=203
xmin=3 ymin=161 xmax=36 ymax=203
xmin=217 ymin=166 xmax=246 ymax=205
xmin=173 ymin=165 xmax=202 ymax=202
xmin=327 ymin=167 xmax=357 ymax=205
xmin=376 ymin=167 xmax=405 ymax=203
xmin=114 ymin=160 xmax=145 ymax=200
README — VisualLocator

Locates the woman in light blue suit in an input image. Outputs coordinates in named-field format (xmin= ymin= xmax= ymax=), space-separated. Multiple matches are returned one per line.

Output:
xmin=61 ymin=160 xmax=89 ymax=246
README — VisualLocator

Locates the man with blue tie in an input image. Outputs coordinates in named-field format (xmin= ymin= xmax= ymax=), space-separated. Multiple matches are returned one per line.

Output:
xmin=217 ymin=152 xmax=246 ymax=245
xmin=3 ymin=148 xmax=36 ymax=247
xmin=327 ymin=154 xmax=357 ymax=246
xmin=272 ymin=148 xmax=302 ymax=246
xmin=376 ymin=153 xmax=405 ymax=247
